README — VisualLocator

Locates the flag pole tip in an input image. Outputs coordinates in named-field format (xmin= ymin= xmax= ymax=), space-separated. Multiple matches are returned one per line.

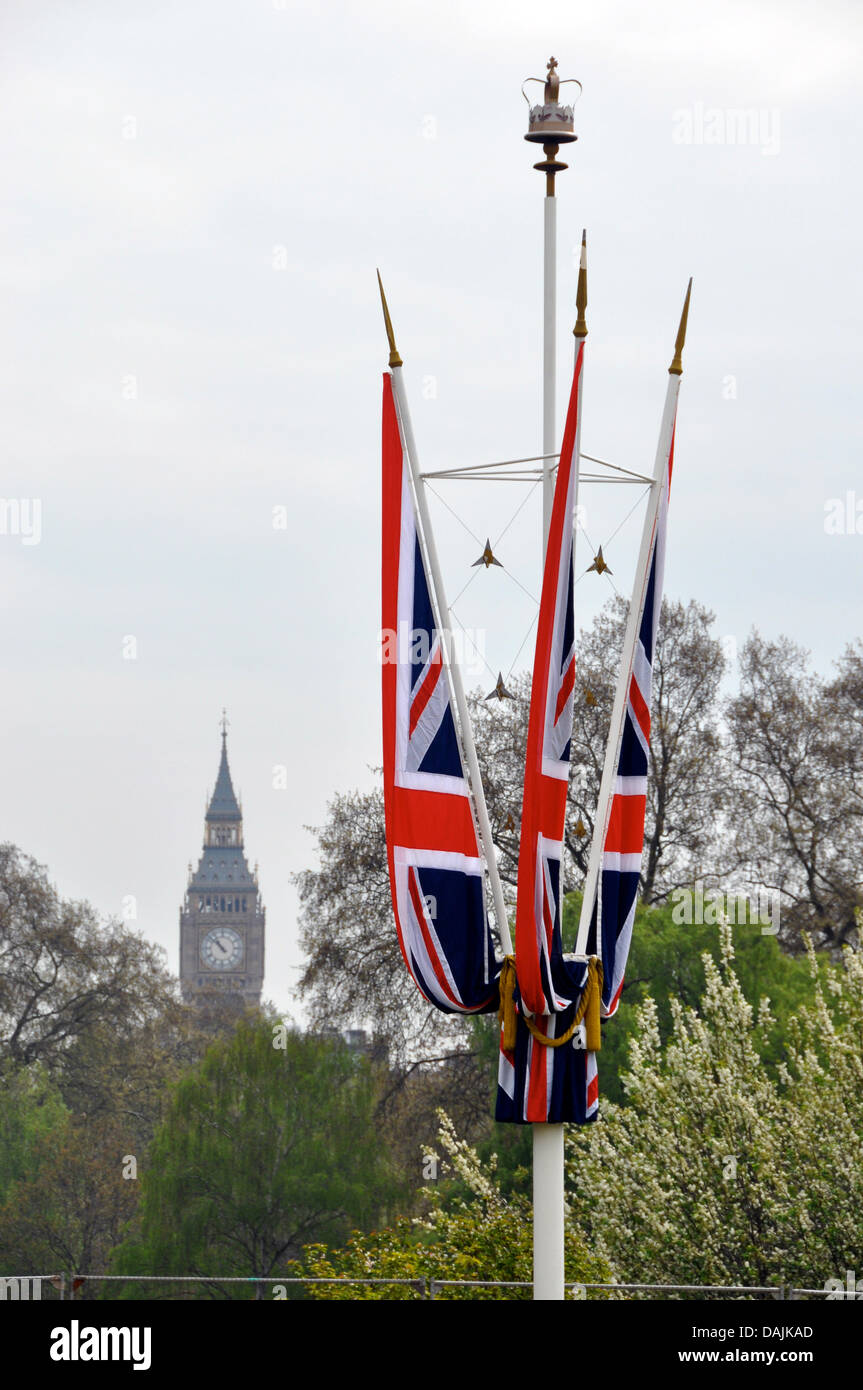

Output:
xmin=376 ymin=268 xmax=403 ymax=368
xmin=574 ymin=228 xmax=588 ymax=338
xmin=668 ymin=277 xmax=692 ymax=375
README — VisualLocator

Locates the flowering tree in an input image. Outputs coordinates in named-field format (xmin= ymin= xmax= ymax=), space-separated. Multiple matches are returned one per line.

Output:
xmin=293 ymin=1114 xmax=610 ymax=1299
xmin=566 ymin=924 xmax=863 ymax=1292
xmin=292 ymin=927 xmax=861 ymax=1297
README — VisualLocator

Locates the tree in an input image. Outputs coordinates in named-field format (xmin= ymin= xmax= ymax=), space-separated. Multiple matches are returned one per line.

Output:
xmin=637 ymin=598 xmax=728 ymax=900
xmin=0 ymin=844 xmax=180 ymax=1071
xmin=111 ymin=1018 xmax=399 ymax=1298
xmin=584 ymin=895 xmax=827 ymax=1106
xmin=0 ymin=1112 xmax=140 ymax=1295
xmin=56 ymin=995 xmax=238 ymax=1159
xmin=470 ymin=597 xmax=728 ymax=903
xmin=0 ymin=1061 xmax=67 ymax=1207
xmin=295 ymin=932 xmax=863 ymax=1298
xmin=565 ymin=925 xmax=863 ymax=1291
xmin=295 ymin=789 xmax=428 ymax=1068
xmin=292 ymin=1113 xmax=611 ymax=1299
xmin=725 ymin=634 xmax=862 ymax=950
xmin=827 ymin=641 xmax=863 ymax=801
xmin=294 ymin=790 xmax=493 ymax=1153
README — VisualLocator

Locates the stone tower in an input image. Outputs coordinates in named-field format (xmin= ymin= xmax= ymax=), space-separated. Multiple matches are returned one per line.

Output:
xmin=179 ymin=721 xmax=265 ymax=1006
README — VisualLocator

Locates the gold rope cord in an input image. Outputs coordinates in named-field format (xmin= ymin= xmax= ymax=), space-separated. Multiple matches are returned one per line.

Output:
xmin=498 ymin=956 xmax=603 ymax=1051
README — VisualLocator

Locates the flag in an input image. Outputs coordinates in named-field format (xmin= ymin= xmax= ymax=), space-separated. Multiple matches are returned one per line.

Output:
xmin=497 ymin=1003 xmax=599 ymax=1125
xmin=495 ymin=340 xmax=601 ymax=1124
xmin=381 ymin=373 xmax=499 ymax=1014
xmin=515 ymin=341 xmax=584 ymax=1018
xmin=581 ymin=396 xmax=678 ymax=1018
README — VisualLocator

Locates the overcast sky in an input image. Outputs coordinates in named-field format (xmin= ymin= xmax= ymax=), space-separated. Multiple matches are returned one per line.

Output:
xmin=1 ymin=0 xmax=860 ymax=1020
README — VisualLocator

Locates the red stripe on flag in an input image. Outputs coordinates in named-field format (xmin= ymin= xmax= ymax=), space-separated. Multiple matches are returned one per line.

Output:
xmin=587 ymin=1069 xmax=599 ymax=1108
xmin=526 ymin=1022 xmax=549 ymax=1122
xmin=382 ymin=372 xmax=404 ymax=910
xmin=604 ymin=792 xmax=648 ymax=855
xmin=382 ymin=373 xmax=495 ymax=1018
xmin=628 ymin=674 xmax=651 ymax=743
xmin=409 ymin=645 xmax=442 ymax=736
xmin=605 ymin=976 xmax=625 ymax=1018
xmin=389 ymin=786 xmax=477 ymax=857
xmin=408 ymin=866 xmax=461 ymax=1008
xmin=515 ymin=343 xmax=584 ymax=1019
xmin=542 ymin=875 xmax=556 ymax=952
xmin=554 ymin=655 xmax=575 ymax=725
xmin=381 ymin=373 xmax=404 ymax=786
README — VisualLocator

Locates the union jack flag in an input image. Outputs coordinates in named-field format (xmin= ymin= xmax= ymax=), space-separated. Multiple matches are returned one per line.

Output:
xmin=381 ymin=373 xmax=499 ymax=1014
xmin=496 ymin=341 xmax=600 ymax=1124
xmin=581 ymin=407 xmax=677 ymax=1018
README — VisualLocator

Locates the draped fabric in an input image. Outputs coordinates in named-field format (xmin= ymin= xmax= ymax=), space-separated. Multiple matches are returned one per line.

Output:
xmin=381 ymin=373 xmax=499 ymax=1014
xmin=496 ymin=1007 xmax=600 ymax=1125
xmin=381 ymin=337 xmax=680 ymax=1124
xmin=495 ymin=343 xmax=599 ymax=1123
xmin=583 ymin=411 xmax=677 ymax=1018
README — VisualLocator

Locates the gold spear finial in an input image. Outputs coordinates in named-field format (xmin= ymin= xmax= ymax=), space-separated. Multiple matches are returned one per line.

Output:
xmin=668 ymin=277 xmax=692 ymax=376
xmin=376 ymin=268 xmax=403 ymax=368
xmin=574 ymin=228 xmax=588 ymax=338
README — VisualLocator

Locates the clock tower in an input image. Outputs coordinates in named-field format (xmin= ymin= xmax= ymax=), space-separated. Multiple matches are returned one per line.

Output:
xmin=179 ymin=718 xmax=265 ymax=1007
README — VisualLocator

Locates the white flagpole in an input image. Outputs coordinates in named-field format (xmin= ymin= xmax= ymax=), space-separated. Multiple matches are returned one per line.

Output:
xmin=522 ymin=54 xmax=581 ymax=1306
xmin=531 ymin=226 xmax=588 ymax=1307
xmin=570 ymin=230 xmax=587 ymax=559
xmin=533 ymin=160 xmax=565 ymax=1300
xmin=542 ymin=191 xmax=557 ymax=541
xmin=377 ymin=278 xmax=514 ymax=962
xmin=535 ymin=237 xmax=588 ymax=1299
xmin=575 ymin=282 xmax=692 ymax=961
xmin=533 ymin=105 xmax=569 ymax=1311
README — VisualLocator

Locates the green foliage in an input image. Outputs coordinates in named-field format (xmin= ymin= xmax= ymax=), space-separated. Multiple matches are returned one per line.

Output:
xmin=111 ymin=1018 xmax=399 ymax=1298
xmin=323 ymin=931 xmax=862 ymax=1298
xmin=0 ymin=1110 xmax=140 ymax=1287
xmin=0 ymin=843 xmax=179 ymax=1072
xmin=468 ymin=892 xmax=820 ymax=1192
xmin=0 ymin=1062 xmax=68 ymax=1206
xmin=292 ymin=1114 xmax=611 ymax=1299
xmin=567 ymin=927 xmax=863 ymax=1291
xmin=594 ymin=897 xmax=825 ymax=1105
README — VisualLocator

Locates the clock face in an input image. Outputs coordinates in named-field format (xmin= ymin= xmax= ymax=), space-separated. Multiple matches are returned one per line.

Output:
xmin=201 ymin=927 xmax=244 ymax=970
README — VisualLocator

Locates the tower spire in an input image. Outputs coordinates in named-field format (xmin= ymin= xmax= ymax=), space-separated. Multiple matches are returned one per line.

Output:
xmin=179 ymin=719 xmax=266 ymax=1010
xmin=207 ymin=719 xmax=241 ymax=823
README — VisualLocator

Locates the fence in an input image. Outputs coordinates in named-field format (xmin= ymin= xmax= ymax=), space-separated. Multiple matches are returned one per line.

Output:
xmin=0 ymin=1273 xmax=847 ymax=1301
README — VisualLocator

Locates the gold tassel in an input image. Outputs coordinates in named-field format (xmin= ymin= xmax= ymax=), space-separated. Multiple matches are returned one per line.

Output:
xmin=585 ymin=956 xmax=603 ymax=1052
xmin=498 ymin=955 xmax=518 ymax=1052
xmin=522 ymin=956 xmax=604 ymax=1051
